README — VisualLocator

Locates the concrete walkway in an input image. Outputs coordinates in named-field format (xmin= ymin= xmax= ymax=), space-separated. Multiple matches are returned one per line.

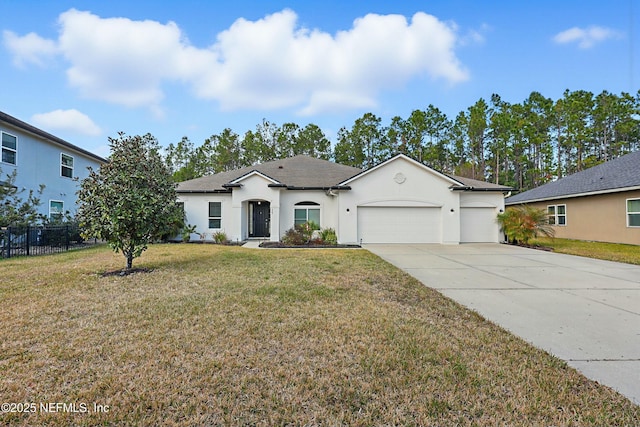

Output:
xmin=364 ymin=243 xmax=640 ymax=405
xmin=242 ymin=240 xmax=263 ymax=249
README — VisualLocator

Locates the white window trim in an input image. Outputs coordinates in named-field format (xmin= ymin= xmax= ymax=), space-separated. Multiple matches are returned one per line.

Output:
xmin=49 ymin=200 xmax=64 ymax=219
xmin=294 ymin=202 xmax=321 ymax=228
xmin=626 ymin=198 xmax=640 ymax=228
xmin=61 ymin=153 xmax=74 ymax=178
xmin=208 ymin=201 xmax=222 ymax=229
xmin=547 ymin=204 xmax=567 ymax=226
xmin=1 ymin=131 xmax=17 ymax=166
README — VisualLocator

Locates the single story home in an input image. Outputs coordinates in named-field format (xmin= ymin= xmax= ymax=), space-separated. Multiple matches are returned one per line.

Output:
xmin=177 ymin=154 xmax=512 ymax=244
xmin=505 ymin=150 xmax=640 ymax=245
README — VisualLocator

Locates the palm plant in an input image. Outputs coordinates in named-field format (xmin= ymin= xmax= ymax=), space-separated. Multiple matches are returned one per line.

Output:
xmin=497 ymin=205 xmax=554 ymax=245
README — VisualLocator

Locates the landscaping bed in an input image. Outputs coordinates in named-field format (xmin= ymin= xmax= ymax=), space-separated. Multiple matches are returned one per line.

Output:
xmin=503 ymin=241 xmax=554 ymax=252
xmin=259 ymin=241 xmax=360 ymax=248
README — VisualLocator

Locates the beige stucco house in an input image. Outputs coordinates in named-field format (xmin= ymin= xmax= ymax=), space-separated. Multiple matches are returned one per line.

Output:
xmin=177 ymin=154 xmax=511 ymax=244
xmin=505 ymin=150 xmax=640 ymax=245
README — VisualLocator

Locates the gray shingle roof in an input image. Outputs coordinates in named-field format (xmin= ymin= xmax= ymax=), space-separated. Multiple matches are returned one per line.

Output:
xmin=177 ymin=154 xmax=512 ymax=193
xmin=177 ymin=155 xmax=362 ymax=192
xmin=506 ymin=150 xmax=640 ymax=204
xmin=446 ymin=174 xmax=512 ymax=191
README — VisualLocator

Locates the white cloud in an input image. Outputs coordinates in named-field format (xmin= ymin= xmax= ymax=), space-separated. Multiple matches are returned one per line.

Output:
xmin=31 ymin=109 xmax=102 ymax=136
xmin=553 ymin=25 xmax=621 ymax=49
xmin=4 ymin=8 xmax=470 ymax=115
xmin=57 ymin=9 xmax=190 ymax=108
xmin=3 ymin=30 xmax=59 ymax=67
xmin=201 ymin=10 xmax=469 ymax=114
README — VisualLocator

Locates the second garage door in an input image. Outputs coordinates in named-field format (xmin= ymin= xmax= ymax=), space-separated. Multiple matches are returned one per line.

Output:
xmin=460 ymin=207 xmax=499 ymax=243
xmin=357 ymin=206 xmax=442 ymax=244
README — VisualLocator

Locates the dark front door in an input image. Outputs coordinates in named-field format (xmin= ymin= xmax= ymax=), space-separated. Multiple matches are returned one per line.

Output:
xmin=250 ymin=201 xmax=270 ymax=237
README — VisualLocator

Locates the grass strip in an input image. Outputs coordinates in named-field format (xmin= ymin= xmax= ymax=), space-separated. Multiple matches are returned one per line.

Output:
xmin=532 ymin=237 xmax=640 ymax=265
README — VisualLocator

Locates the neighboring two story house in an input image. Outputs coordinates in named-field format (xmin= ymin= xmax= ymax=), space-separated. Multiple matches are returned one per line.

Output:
xmin=1 ymin=111 xmax=106 ymax=222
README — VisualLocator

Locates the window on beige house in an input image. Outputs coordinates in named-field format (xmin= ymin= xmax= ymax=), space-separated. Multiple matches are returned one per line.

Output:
xmin=547 ymin=204 xmax=566 ymax=226
xmin=627 ymin=199 xmax=640 ymax=227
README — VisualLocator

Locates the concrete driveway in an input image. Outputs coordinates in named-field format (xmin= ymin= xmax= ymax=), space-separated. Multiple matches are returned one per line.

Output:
xmin=364 ymin=243 xmax=640 ymax=405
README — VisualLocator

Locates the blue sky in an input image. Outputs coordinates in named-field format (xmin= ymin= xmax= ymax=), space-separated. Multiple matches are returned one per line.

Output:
xmin=1 ymin=0 xmax=637 ymax=158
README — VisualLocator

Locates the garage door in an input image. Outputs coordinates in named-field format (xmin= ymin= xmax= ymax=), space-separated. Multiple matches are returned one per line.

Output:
xmin=460 ymin=207 xmax=499 ymax=243
xmin=358 ymin=207 xmax=442 ymax=244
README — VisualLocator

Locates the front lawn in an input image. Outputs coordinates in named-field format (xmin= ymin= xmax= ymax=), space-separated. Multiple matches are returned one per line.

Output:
xmin=1 ymin=244 xmax=638 ymax=426
xmin=531 ymin=237 xmax=640 ymax=265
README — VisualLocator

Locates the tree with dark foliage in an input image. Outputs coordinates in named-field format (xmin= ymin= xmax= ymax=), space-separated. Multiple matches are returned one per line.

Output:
xmin=77 ymin=133 xmax=183 ymax=270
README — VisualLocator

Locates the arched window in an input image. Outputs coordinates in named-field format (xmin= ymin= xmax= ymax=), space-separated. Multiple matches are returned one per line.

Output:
xmin=294 ymin=202 xmax=320 ymax=228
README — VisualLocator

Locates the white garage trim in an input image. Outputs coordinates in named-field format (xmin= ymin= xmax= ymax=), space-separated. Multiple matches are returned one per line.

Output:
xmin=358 ymin=198 xmax=443 ymax=208
xmin=460 ymin=207 xmax=499 ymax=243
xmin=357 ymin=206 xmax=442 ymax=244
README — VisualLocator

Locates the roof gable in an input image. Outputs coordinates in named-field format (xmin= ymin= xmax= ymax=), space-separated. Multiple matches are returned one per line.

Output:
xmin=339 ymin=154 xmax=511 ymax=191
xmin=339 ymin=154 xmax=462 ymax=186
xmin=229 ymin=170 xmax=282 ymax=185
xmin=506 ymin=150 xmax=640 ymax=204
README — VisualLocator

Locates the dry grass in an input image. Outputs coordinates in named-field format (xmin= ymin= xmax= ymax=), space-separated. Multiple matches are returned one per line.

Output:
xmin=532 ymin=237 xmax=640 ymax=265
xmin=1 ymin=244 xmax=638 ymax=426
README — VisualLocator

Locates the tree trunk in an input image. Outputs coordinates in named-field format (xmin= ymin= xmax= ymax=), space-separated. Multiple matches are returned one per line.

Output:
xmin=123 ymin=246 xmax=134 ymax=270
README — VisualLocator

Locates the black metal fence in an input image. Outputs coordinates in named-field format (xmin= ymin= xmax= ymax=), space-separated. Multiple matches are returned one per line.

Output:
xmin=1 ymin=225 xmax=98 ymax=259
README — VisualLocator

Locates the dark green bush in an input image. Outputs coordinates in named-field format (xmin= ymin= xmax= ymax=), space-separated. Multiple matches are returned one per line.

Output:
xmin=282 ymin=226 xmax=306 ymax=245
xmin=320 ymin=228 xmax=337 ymax=245
xmin=281 ymin=223 xmax=338 ymax=246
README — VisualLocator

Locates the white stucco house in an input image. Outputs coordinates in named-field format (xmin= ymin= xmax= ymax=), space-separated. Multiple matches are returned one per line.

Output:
xmin=177 ymin=154 xmax=512 ymax=244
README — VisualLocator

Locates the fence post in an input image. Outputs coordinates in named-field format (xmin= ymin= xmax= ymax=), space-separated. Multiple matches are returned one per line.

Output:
xmin=26 ymin=225 xmax=30 ymax=256
xmin=65 ymin=225 xmax=70 ymax=251
xmin=8 ymin=226 xmax=11 ymax=259
xmin=2 ymin=227 xmax=8 ymax=259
